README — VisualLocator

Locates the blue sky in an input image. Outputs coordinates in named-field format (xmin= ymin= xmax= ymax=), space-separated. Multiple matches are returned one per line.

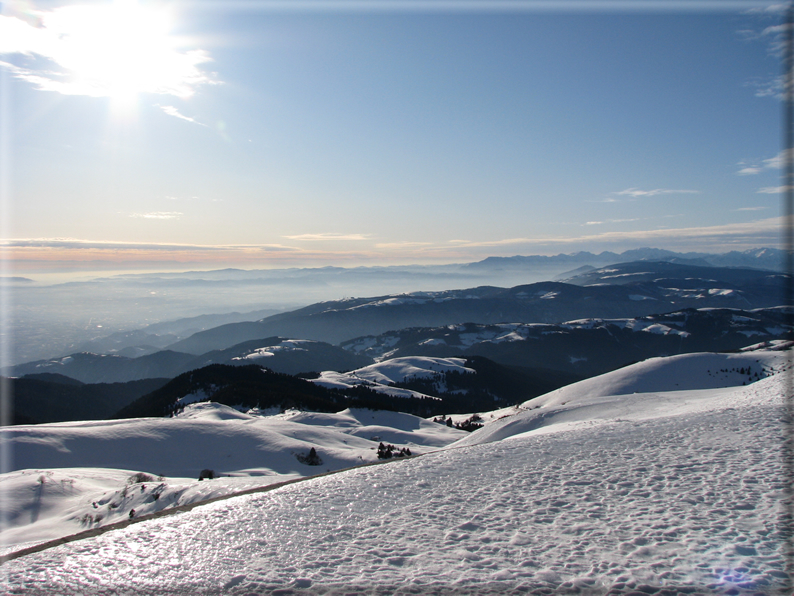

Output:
xmin=0 ymin=0 xmax=789 ymax=274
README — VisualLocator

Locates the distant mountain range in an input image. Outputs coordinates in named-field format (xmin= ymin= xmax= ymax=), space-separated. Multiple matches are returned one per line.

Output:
xmin=163 ymin=261 xmax=789 ymax=354
xmin=13 ymin=247 xmax=785 ymax=367
xmin=8 ymin=261 xmax=791 ymax=387
xmin=465 ymin=247 xmax=786 ymax=273
xmin=7 ymin=258 xmax=792 ymax=426
xmin=341 ymin=306 xmax=792 ymax=377
xmin=560 ymin=259 xmax=789 ymax=287
xmin=9 ymin=338 xmax=370 ymax=384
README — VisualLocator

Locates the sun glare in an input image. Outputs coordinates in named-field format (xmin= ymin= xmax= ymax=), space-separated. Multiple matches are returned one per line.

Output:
xmin=35 ymin=0 xmax=210 ymax=104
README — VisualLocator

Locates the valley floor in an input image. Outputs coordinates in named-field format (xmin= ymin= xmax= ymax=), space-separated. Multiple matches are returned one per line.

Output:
xmin=3 ymin=374 xmax=790 ymax=595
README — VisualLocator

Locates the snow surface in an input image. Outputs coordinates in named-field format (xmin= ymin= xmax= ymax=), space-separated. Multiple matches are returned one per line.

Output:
xmin=231 ymin=339 xmax=313 ymax=361
xmin=310 ymin=371 xmax=436 ymax=400
xmin=1 ymin=405 xmax=465 ymax=553
xmin=342 ymin=357 xmax=474 ymax=385
xmin=311 ymin=357 xmax=474 ymax=399
xmin=510 ymin=349 xmax=788 ymax=412
xmin=2 ymin=348 xmax=791 ymax=594
xmin=3 ymin=371 xmax=790 ymax=594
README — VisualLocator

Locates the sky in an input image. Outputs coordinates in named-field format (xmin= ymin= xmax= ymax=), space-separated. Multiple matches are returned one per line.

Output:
xmin=0 ymin=0 xmax=790 ymax=275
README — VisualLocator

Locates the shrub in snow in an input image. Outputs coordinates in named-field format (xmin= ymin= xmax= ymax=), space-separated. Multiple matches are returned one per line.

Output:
xmin=198 ymin=469 xmax=216 ymax=481
xmin=296 ymin=447 xmax=323 ymax=466
xmin=151 ymin=483 xmax=166 ymax=501
xmin=127 ymin=472 xmax=155 ymax=485
xmin=78 ymin=513 xmax=103 ymax=527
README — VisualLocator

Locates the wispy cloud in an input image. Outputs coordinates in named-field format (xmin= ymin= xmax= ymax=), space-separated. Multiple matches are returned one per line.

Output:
xmin=1 ymin=238 xmax=298 ymax=252
xmin=3 ymin=217 xmax=785 ymax=271
xmin=760 ymin=22 xmax=792 ymax=56
xmin=0 ymin=238 xmax=362 ymax=270
xmin=760 ymin=149 xmax=791 ymax=169
xmin=284 ymin=233 xmax=371 ymax=241
xmin=735 ymin=206 xmax=769 ymax=211
xmin=159 ymin=105 xmax=206 ymax=126
xmin=743 ymin=4 xmax=789 ymax=15
xmin=448 ymin=237 xmax=534 ymax=246
xmin=744 ymin=76 xmax=786 ymax=100
xmin=612 ymin=188 xmax=699 ymax=199
xmin=0 ymin=5 xmax=217 ymax=99
xmin=582 ymin=217 xmax=641 ymax=227
xmin=442 ymin=217 xmax=784 ymax=250
xmin=127 ymin=211 xmax=183 ymax=220
xmin=736 ymin=150 xmax=791 ymax=175
xmin=582 ymin=217 xmax=642 ymax=226
xmin=757 ymin=185 xmax=793 ymax=194
xmin=741 ymin=17 xmax=792 ymax=97
xmin=736 ymin=166 xmax=762 ymax=175
xmin=375 ymin=241 xmax=433 ymax=249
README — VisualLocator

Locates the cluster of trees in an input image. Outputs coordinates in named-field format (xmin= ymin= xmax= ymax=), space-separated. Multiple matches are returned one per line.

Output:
xmin=706 ymin=365 xmax=768 ymax=384
xmin=116 ymin=365 xmax=447 ymax=420
xmin=377 ymin=443 xmax=412 ymax=459
xmin=115 ymin=358 xmax=568 ymax=423
xmin=432 ymin=413 xmax=484 ymax=432
xmin=166 ymin=401 xmax=187 ymax=417
xmin=454 ymin=414 xmax=484 ymax=432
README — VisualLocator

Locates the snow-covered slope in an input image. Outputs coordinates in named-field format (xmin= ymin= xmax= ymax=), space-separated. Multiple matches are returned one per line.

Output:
xmin=3 ymin=369 xmax=789 ymax=594
xmin=525 ymin=348 xmax=787 ymax=405
xmin=1 ymin=404 xmax=465 ymax=552
xmin=311 ymin=356 xmax=474 ymax=399
xmin=453 ymin=348 xmax=789 ymax=447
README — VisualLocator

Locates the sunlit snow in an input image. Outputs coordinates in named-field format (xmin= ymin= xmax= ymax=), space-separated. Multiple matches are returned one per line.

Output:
xmin=2 ymin=347 xmax=791 ymax=594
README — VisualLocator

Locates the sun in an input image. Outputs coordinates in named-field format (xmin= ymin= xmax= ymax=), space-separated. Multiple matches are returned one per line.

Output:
xmin=38 ymin=0 xmax=210 ymax=104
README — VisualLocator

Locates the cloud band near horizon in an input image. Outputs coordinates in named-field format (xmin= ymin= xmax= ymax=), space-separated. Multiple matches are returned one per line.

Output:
xmin=1 ymin=216 xmax=785 ymax=272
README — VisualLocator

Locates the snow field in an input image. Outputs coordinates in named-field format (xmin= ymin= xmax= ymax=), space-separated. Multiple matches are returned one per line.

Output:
xmin=521 ymin=349 xmax=787 ymax=408
xmin=0 ymin=468 xmax=299 ymax=557
xmin=434 ymin=349 xmax=790 ymax=445
xmin=231 ymin=339 xmax=313 ymax=360
xmin=312 ymin=356 xmax=474 ymax=399
xmin=3 ymin=373 xmax=790 ymax=594
xmin=1 ymin=405 xmax=465 ymax=552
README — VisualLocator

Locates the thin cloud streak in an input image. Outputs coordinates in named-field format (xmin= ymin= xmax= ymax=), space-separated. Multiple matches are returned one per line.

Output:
xmin=159 ymin=106 xmax=206 ymax=126
xmin=736 ymin=166 xmax=762 ymax=175
xmin=735 ymin=150 xmax=790 ymax=175
xmin=127 ymin=212 xmax=183 ymax=220
xmin=375 ymin=241 xmax=434 ymax=249
xmin=583 ymin=218 xmax=641 ymax=226
xmin=614 ymin=188 xmax=700 ymax=198
xmin=2 ymin=217 xmax=785 ymax=270
xmin=757 ymin=186 xmax=793 ymax=193
xmin=1 ymin=238 xmax=298 ymax=252
xmin=284 ymin=233 xmax=371 ymax=241
xmin=443 ymin=217 xmax=784 ymax=249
